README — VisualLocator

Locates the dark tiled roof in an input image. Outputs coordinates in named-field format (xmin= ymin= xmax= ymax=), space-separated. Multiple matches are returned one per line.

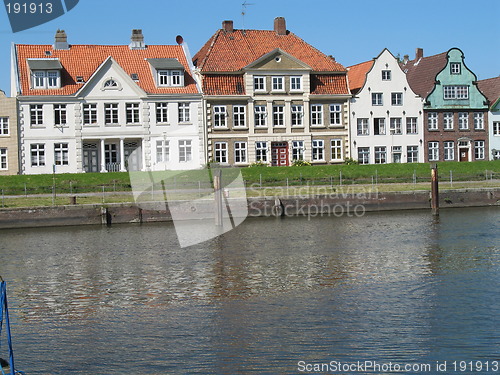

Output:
xmin=401 ymin=52 xmax=447 ymax=98
xmin=477 ymin=76 xmax=500 ymax=106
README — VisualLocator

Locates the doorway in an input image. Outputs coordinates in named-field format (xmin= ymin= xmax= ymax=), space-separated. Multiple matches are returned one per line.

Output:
xmin=271 ymin=142 xmax=289 ymax=166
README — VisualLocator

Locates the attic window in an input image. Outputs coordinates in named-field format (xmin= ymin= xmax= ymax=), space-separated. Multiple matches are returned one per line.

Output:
xmin=32 ymin=70 xmax=60 ymax=89
xmin=45 ymin=51 xmax=52 ymax=56
xmin=104 ymin=79 xmax=118 ymax=88
xmin=76 ymin=76 xmax=84 ymax=83
xmin=131 ymin=73 xmax=139 ymax=81
xmin=158 ymin=70 xmax=184 ymax=87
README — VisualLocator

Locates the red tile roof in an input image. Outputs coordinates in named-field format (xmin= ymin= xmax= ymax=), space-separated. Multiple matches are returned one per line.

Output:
xmin=310 ymin=75 xmax=349 ymax=95
xmin=194 ymin=29 xmax=346 ymax=73
xmin=347 ymin=60 xmax=373 ymax=94
xmin=401 ymin=52 xmax=447 ymax=99
xmin=477 ymin=76 xmax=500 ymax=107
xmin=15 ymin=44 xmax=200 ymax=96
xmin=203 ymin=75 xmax=246 ymax=95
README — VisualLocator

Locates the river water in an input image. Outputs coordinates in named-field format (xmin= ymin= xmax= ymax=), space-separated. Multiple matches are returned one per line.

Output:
xmin=0 ymin=207 xmax=499 ymax=374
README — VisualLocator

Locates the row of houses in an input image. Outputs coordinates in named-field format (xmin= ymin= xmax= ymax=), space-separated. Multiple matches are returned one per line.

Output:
xmin=1 ymin=17 xmax=499 ymax=175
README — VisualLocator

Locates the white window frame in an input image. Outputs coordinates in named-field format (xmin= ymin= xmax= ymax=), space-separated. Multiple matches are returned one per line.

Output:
xmin=443 ymin=85 xmax=469 ymax=100
xmin=158 ymin=70 xmax=184 ymax=87
xmin=406 ymin=117 xmax=418 ymax=134
xmin=428 ymin=141 xmax=439 ymax=162
xmin=374 ymin=118 xmax=385 ymax=135
xmin=179 ymin=140 xmax=192 ymax=162
xmin=273 ymin=105 xmax=284 ymax=127
xmin=272 ymin=76 xmax=284 ymax=92
xmin=0 ymin=148 xmax=7 ymax=170
xmin=458 ymin=112 xmax=469 ymax=130
xmin=382 ymin=70 xmax=391 ymax=81
xmin=104 ymin=103 xmax=119 ymax=125
xmin=475 ymin=140 xmax=485 ymax=160
xmin=428 ymin=112 xmax=438 ymax=130
xmin=290 ymin=76 xmax=302 ymax=91
xmin=156 ymin=103 xmax=169 ymax=124
xmin=390 ymin=118 xmax=402 ymax=135
xmin=214 ymin=142 xmax=228 ymax=163
xmin=156 ymin=139 xmax=170 ymax=163
xmin=255 ymin=141 xmax=268 ymax=162
xmin=474 ymin=112 xmax=484 ymax=130
xmin=444 ymin=141 xmax=454 ymax=161
xmin=254 ymin=105 xmax=267 ymax=127
xmin=311 ymin=104 xmax=323 ymax=126
xmin=54 ymin=143 xmax=69 ymax=166
xmin=391 ymin=146 xmax=402 ymax=163
xmin=372 ymin=93 xmax=383 ymax=106
xmin=291 ymin=105 xmax=303 ymax=127
xmin=450 ymin=63 xmax=461 ymax=75
xmin=358 ymin=147 xmax=370 ymax=164
xmin=493 ymin=121 xmax=500 ymax=136
xmin=329 ymin=104 xmax=342 ymax=126
xmin=213 ymin=106 xmax=227 ymax=128
xmin=30 ymin=143 xmax=45 ymax=167
xmin=312 ymin=139 xmax=324 ymax=161
xmin=391 ymin=92 xmax=403 ymax=106
xmin=0 ymin=117 xmax=9 ymax=135
xmin=178 ymin=103 xmax=190 ymax=123
xmin=54 ymin=104 xmax=67 ymax=126
xmin=331 ymin=139 xmax=342 ymax=161
xmin=443 ymin=112 xmax=454 ymax=130
xmin=233 ymin=105 xmax=246 ymax=127
xmin=407 ymin=145 xmax=418 ymax=163
xmin=234 ymin=141 xmax=247 ymax=164
xmin=126 ymin=103 xmax=140 ymax=124
xmin=254 ymin=76 xmax=266 ymax=92
xmin=83 ymin=103 xmax=97 ymax=125
xmin=32 ymin=70 xmax=60 ymax=89
xmin=292 ymin=140 xmax=304 ymax=161
xmin=30 ymin=104 xmax=43 ymax=126
xmin=374 ymin=146 xmax=387 ymax=164
xmin=357 ymin=118 xmax=369 ymax=135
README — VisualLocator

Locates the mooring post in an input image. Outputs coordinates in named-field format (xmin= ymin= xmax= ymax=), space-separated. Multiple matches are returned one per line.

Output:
xmin=214 ymin=169 xmax=223 ymax=226
xmin=431 ymin=163 xmax=439 ymax=216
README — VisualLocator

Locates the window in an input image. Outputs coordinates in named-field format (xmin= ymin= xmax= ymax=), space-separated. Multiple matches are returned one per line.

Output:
xmin=30 ymin=144 xmax=45 ymax=166
xmin=254 ymin=105 xmax=266 ymax=127
xmin=458 ymin=112 xmax=468 ymax=130
xmin=382 ymin=70 xmax=391 ymax=81
xmin=443 ymin=112 xmax=454 ymax=130
xmin=375 ymin=146 xmax=386 ymax=164
xmin=358 ymin=147 xmax=370 ymax=164
xmin=450 ymin=63 xmax=461 ymax=75
xmin=392 ymin=146 xmax=402 ymax=163
xmin=178 ymin=103 xmax=190 ymax=123
xmin=291 ymin=105 xmax=303 ymax=127
xmin=494 ymin=122 xmax=500 ymax=136
xmin=53 ymin=104 xmax=67 ymax=126
xmin=103 ymin=79 xmax=118 ymax=88
xmin=254 ymin=76 xmax=265 ymax=91
xmin=374 ymin=118 xmax=385 ymax=135
xmin=30 ymin=104 xmax=43 ymax=126
xmin=156 ymin=103 xmax=168 ymax=124
xmin=0 ymin=148 xmax=7 ymax=170
xmin=213 ymin=106 xmax=227 ymax=128
xmin=428 ymin=112 xmax=438 ymax=130
xmin=312 ymin=140 xmax=324 ymax=161
xmin=214 ymin=142 xmax=228 ymax=163
xmin=234 ymin=142 xmax=247 ymax=163
xmin=292 ymin=140 xmax=304 ymax=161
xmin=407 ymin=146 xmax=418 ymax=163
xmin=357 ymin=118 xmax=369 ymax=135
xmin=126 ymin=103 xmax=140 ymax=124
xmin=105 ymin=103 xmax=119 ymax=125
xmin=104 ymin=144 xmax=118 ymax=164
xmin=255 ymin=141 xmax=267 ymax=162
xmin=179 ymin=140 xmax=192 ymax=162
xmin=372 ymin=93 xmax=383 ymax=106
xmin=443 ymin=85 xmax=469 ymax=99
xmin=311 ymin=105 xmax=323 ymax=126
xmin=83 ymin=104 xmax=97 ymax=125
xmin=428 ymin=142 xmax=439 ymax=161
xmin=391 ymin=93 xmax=403 ymax=106
xmin=233 ymin=105 xmax=246 ymax=127
xmin=331 ymin=139 xmax=342 ymax=160
xmin=444 ymin=141 xmax=454 ymax=161
xmin=156 ymin=140 xmax=169 ymax=162
xmin=0 ymin=117 xmax=9 ymax=135
xmin=54 ymin=143 xmax=69 ymax=166
xmin=272 ymin=76 xmax=284 ymax=91
xmin=475 ymin=140 xmax=485 ymax=160
xmin=329 ymin=104 xmax=342 ymax=126
xmin=474 ymin=112 xmax=484 ymax=130
xmin=390 ymin=118 xmax=402 ymax=135
xmin=273 ymin=105 xmax=284 ymax=126
xmin=290 ymin=76 xmax=302 ymax=91
xmin=158 ymin=70 xmax=184 ymax=87
xmin=32 ymin=70 xmax=60 ymax=89
xmin=406 ymin=117 xmax=418 ymax=134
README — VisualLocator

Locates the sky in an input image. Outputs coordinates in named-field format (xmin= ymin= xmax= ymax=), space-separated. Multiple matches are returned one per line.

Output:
xmin=1 ymin=0 xmax=499 ymax=96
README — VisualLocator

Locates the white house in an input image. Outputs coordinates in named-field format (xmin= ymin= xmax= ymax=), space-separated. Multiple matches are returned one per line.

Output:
xmin=11 ymin=30 xmax=204 ymax=175
xmin=348 ymin=49 xmax=424 ymax=164
xmin=478 ymin=77 xmax=500 ymax=160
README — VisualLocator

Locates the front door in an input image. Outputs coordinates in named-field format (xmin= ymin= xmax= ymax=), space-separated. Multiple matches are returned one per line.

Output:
xmin=124 ymin=141 xmax=142 ymax=171
xmin=271 ymin=142 xmax=289 ymax=166
xmin=83 ymin=143 xmax=99 ymax=173
xmin=459 ymin=148 xmax=469 ymax=162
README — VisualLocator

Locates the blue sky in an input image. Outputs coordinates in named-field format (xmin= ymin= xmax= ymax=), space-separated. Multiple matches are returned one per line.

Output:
xmin=1 ymin=0 xmax=499 ymax=95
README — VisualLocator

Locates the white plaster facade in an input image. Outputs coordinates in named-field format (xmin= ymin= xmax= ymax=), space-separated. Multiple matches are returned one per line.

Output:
xmin=349 ymin=49 xmax=424 ymax=164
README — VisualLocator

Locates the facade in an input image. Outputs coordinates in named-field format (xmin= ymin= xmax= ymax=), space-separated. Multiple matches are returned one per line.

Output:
xmin=348 ymin=49 xmax=424 ymax=164
xmin=0 ymin=90 xmax=19 ymax=175
xmin=12 ymin=30 xmax=204 ymax=175
xmin=193 ymin=18 xmax=351 ymax=167
xmin=477 ymin=77 xmax=500 ymax=160
xmin=403 ymin=48 xmax=489 ymax=162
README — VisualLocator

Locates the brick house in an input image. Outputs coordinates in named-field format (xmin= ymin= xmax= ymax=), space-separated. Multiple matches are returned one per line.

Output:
xmin=402 ymin=48 xmax=489 ymax=162
xmin=193 ymin=17 xmax=351 ymax=166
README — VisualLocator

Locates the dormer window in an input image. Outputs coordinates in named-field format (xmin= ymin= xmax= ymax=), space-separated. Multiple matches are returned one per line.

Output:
xmin=147 ymin=58 xmax=185 ymax=88
xmin=28 ymin=59 xmax=62 ymax=89
xmin=158 ymin=70 xmax=184 ymax=87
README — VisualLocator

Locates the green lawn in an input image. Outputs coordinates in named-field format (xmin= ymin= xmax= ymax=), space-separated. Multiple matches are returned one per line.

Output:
xmin=0 ymin=161 xmax=499 ymax=195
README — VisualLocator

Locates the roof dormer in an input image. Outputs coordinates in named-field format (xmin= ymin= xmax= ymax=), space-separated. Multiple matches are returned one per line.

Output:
xmin=27 ymin=58 xmax=63 ymax=89
xmin=147 ymin=58 xmax=185 ymax=87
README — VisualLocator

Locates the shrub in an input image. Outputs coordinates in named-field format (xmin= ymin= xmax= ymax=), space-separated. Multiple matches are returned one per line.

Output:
xmin=249 ymin=161 xmax=268 ymax=167
xmin=344 ymin=157 xmax=359 ymax=165
xmin=292 ymin=160 xmax=312 ymax=167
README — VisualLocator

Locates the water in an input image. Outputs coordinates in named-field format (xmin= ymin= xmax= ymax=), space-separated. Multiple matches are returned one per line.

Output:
xmin=0 ymin=207 xmax=499 ymax=374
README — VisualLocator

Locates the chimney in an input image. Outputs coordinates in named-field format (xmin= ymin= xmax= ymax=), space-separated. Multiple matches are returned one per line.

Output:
xmin=54 ymin=29 xmax=69 ymax=50
xmin=274 ymin=17 xmax=287 ymax=35
xmin=403 ymin=54 xmax=409 ymax=64
xmin=416 ymin=48 xmax=423 ymax=60
xmin=129 ymin=29 xmax=145 ymax=50
xmin=222 ymin=20 xmax=234 ymax=33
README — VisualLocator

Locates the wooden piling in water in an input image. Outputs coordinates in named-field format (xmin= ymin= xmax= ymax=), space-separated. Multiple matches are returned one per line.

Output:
xmin=214 ymin=169 xmax=223 ymax=226
xmin=431 ymin=164 xmax=439 ymax=216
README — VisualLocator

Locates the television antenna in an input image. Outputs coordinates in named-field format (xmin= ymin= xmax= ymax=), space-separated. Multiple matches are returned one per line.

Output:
xmin=241 ymin=1 xmax=254 ymax=30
